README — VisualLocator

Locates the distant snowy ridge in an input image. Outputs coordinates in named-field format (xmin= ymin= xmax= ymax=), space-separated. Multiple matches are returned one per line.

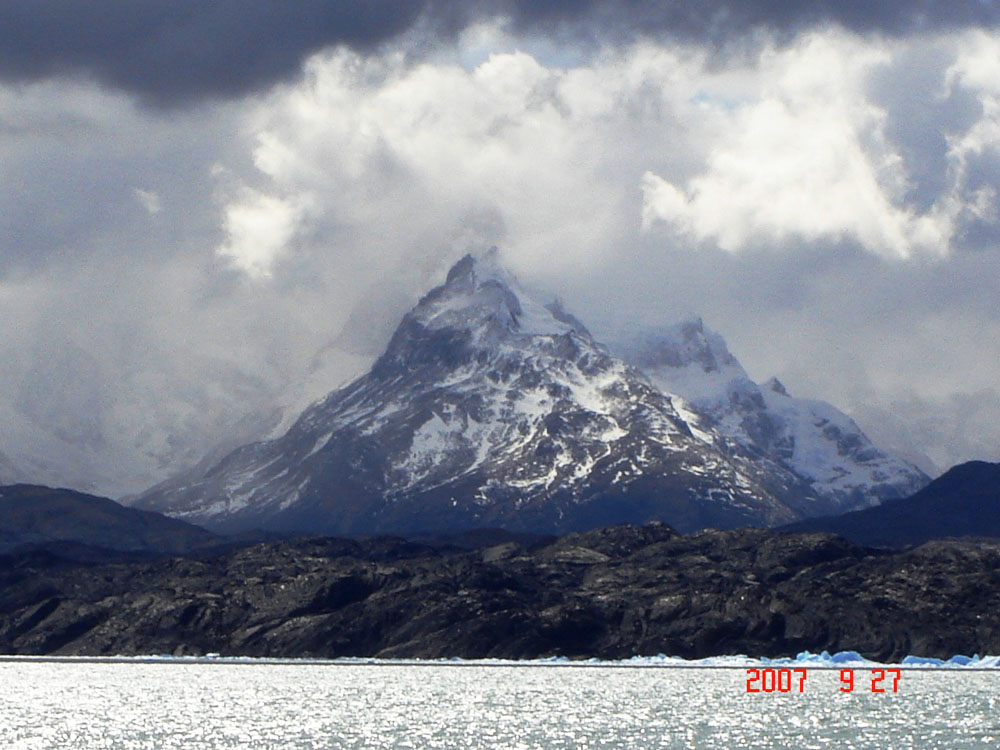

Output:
xmin=606 ymin=317 xmax=927 ymax=514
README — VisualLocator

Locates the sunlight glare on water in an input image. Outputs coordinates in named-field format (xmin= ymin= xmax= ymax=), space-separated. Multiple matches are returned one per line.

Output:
xmin=0 ymin=661 xmax=997 ymax=749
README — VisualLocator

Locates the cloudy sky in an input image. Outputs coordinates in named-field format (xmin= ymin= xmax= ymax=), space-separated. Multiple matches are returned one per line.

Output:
xmin=2 ymin=1 xmax=999 ymax=496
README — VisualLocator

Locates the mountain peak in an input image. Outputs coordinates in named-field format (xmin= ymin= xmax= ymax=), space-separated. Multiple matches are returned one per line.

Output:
xmin=764 ymin=377 xmax=789 ymax=397
xmin=444 ymin=246 xmax=507 ymax=286
xmin=370 ymin=249 xmax=587 ymax=381
xmin=609 ymin=317 xmax=742 ymax=376
xmin=445 ymin=253 xmax=476 ymax=284
xmin=413 ymin=249 xmax=582 ymax=339
xmin=671 ymin=317 xmax=740 ymax=373
xmin=139 ymin=248 xmax=799 ymax=536
xmin=135 ymin=252 xmax=927 ymax=538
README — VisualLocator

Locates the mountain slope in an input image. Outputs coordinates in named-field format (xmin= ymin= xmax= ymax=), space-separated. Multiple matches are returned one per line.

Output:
xmin=137 ymin=251 xmax=819 ymax=535
xmin=780 ymin=461 xmax=1000 ymax=547
xmin=606 ymin=318 xmax=927 ymax=514
xmin=0 ymin=484 xmax=221 ymax=556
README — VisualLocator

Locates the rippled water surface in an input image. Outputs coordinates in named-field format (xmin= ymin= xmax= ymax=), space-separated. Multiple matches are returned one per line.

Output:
xmin=1 ymin=660 xmax=998 ymax=748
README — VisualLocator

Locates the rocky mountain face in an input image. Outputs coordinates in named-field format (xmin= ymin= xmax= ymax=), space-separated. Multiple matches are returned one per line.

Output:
xmin=136 ymin=250 xmax=925 ymax=536
xmin=782 ymin=461 xmax=1000 ymax=548
xmin=2 ymin=523 xmax=998 ymax=661
xmin=607 ymin=318 xmax=928 ymax=513
xmin=0 ymin=484 xmax=221 ymax=557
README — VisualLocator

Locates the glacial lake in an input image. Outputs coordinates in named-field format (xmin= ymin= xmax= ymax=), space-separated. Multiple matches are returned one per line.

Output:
xmin=1 ymin=657 xmax=998 ymax=748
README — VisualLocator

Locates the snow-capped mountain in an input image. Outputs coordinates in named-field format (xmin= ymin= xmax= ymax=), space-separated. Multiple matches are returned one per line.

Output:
xmin=607 ymin=318 xmax=928 ymax=513
xmin=137 ymin=250 xmax=838 ymax=535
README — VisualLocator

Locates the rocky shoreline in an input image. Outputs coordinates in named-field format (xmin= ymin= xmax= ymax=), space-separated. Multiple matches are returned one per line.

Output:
xmin=2 ymin=523 xmax=999 ymax=662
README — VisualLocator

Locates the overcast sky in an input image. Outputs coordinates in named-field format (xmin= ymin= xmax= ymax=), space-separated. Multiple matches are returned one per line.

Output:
xmin=2 ymin=1 xmax=999 ymax=495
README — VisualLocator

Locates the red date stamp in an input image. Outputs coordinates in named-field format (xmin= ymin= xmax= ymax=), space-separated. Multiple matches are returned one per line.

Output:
xmin=745 ymin=667 xmax=901 ymax=693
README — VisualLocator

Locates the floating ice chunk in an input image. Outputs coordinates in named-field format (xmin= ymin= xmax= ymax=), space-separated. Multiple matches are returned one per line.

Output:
xmin=902 ymin=655 xmax=946 ymax=666
xmin=947 ymin=654 xmax=979 ymax=666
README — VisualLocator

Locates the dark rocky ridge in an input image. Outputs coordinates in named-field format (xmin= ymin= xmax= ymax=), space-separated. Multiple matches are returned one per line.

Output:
xmin=780 ymin=461 xmax=1000 ymax=548
xmin=2 ymin=523 xmax=999 ymax=662
xmin=0 ymin=484 xmax=221 ymax=558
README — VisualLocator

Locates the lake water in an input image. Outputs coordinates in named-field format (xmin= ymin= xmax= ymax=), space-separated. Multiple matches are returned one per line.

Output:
xmin=1 ymin=658 xmax=998 ymax=748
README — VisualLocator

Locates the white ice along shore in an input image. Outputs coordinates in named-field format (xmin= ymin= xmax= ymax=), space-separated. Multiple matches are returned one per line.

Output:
xmin=2 ymin=651 xmax=997 ymax=669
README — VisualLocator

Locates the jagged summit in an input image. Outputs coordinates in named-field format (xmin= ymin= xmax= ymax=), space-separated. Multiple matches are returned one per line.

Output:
xmin=764 ymin=377 xmax=789 ymax=396
xmin=420 ymin=250 xmax=527 ymax=331
xmin=427 ymin=249 xmax=588 ymax=337
xmin=373 ymin=250 xmax=586 ymax=380
xmin=136 ymin=251 xmax=926 ymax=535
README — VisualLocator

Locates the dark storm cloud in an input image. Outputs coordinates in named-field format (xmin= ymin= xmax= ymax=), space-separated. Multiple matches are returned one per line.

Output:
xmin=0 ymin=0 xmax=430 ymax=105
xmin=503 ymin=0 xmax=1000 ymax=43
xmin=2 ymin=0 xmax=999 ymax=105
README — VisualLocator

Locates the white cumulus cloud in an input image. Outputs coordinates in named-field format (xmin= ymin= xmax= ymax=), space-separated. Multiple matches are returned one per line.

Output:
xmin=216 ymin=189 xmax=303 ymax=279
xmin=133 ymin=188 xmax=163 ymax=215
xmin=640 ymin=32 xmax=958 ymax=259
